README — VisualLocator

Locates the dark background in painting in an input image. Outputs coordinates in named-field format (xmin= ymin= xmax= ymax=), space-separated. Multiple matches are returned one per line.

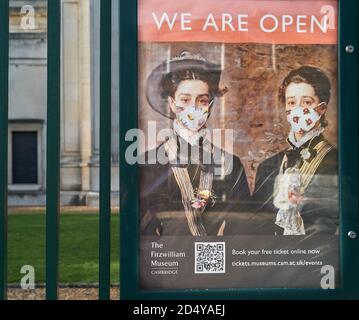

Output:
xmin=139 ymin=43 xmax=338 ymax=193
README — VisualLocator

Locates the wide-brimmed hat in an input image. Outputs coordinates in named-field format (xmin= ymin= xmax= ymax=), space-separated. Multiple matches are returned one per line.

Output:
xmin=146 ymin=51 xmax=224 ymax=119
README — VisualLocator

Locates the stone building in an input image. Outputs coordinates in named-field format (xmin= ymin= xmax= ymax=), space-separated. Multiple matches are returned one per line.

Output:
xmin=9 ymin=0 xmax=119 ymax=206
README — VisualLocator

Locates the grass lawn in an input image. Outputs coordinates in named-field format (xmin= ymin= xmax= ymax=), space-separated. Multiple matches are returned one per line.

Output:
xmin=8 ymin=212 xmax=119 ymax=285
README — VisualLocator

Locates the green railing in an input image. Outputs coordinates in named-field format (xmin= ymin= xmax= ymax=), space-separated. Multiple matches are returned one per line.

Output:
xmin=0 ymin=0 xmax=114 ymax=300
xmin=0 ymin=0 xmax=9 ymax=302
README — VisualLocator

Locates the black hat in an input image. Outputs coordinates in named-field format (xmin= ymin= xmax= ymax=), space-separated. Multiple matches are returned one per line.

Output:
xmin=146 ymin=51 xmax=224 ymax=119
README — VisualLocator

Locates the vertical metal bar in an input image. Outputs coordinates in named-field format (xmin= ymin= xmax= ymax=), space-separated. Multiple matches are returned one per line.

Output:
xmin=339 ymin=0 xmax=359 ymax=296
xmin=99 ymin=0 xmax=112 ymax=300
xmin=46 ymin=0 xmax=61 ymax=300
xmin=119 ymin=0 xmax=139 ymax=300
xmin=0 ymin=0 xmax=9 ymax=301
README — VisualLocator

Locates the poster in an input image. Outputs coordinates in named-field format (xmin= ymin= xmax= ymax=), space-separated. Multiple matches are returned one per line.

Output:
xmin=135 ymin=0 xmax=339 ymax=290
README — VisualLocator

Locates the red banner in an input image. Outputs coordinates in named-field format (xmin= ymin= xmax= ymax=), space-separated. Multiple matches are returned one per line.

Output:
xmin=139 ymin=0 xmax=337 ymax=44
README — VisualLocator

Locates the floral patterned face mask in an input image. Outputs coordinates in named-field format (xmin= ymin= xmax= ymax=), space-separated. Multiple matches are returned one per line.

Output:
xmin=176 ymin=102 xmax=213 ymax=131
xmin=286 ymin=103 xmax=324 ymax=134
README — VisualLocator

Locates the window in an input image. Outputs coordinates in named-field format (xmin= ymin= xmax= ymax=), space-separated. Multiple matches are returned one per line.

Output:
xmin=12 ymin=131 xmax=38 ymax=184
xmin=8 ymin=120 xmax=44 ymax=191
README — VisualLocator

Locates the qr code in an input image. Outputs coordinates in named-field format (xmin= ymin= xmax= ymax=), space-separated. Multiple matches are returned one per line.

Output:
xmin=195 ymin=242 xmax=225 ymax=274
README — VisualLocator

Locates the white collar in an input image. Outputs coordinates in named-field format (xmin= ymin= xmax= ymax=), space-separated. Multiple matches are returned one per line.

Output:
xmin=288 ymin=127 xmax=325 ymax=148
xmin=173 ymin=119 xmax=208 ymax=146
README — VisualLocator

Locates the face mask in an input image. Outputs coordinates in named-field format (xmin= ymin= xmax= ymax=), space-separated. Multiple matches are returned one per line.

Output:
xmin=286 ymin=104 xmax=322 ymax=134
xmin=176 ymin=105 xmax=210 ymax=131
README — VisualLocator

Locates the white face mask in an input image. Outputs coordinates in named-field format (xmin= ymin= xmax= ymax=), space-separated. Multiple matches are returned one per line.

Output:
xmin=286 ymin=104 xmax=323 ymax=134
xmin=176 ymin=105 xmax=211 ymax=131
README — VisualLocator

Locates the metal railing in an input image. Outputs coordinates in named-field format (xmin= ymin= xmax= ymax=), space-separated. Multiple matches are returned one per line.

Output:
xmin=0 ymin=0 xmax=10 ymax=303
xmin=0 ymin=0 xmax=114 ymax=300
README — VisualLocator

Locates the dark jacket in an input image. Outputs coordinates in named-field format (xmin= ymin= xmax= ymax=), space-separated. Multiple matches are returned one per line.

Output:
xmin=139 ymin=135 xmax=260 ymax=236
xmin=253 ymin=134 xmax=339 ymax=235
